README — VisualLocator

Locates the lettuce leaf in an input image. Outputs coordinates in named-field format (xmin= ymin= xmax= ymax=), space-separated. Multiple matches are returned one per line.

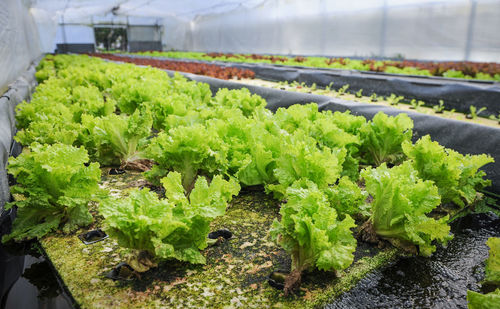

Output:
xmin=3 ymin=143 xmax=100 ymax=242
xmin=330 ymin=110 xmax=367 ymax=135
xmin=485 ymin=237 xmax=500 ymax=286
xmin=15 ymin=117 xmax=82 ymax=146
xmin=150 ymin=93 xmax=191 ymax=130
xmin=310 ymin=116 xmax=361 ymax=179
xmin=325 ymin=176 xmax=369 ymax=219
xmin=467 ymin=289 xmax=500 ymax=309
xmin=274 ymin=104 xmax=361 ymax=179
xmin=274 ymin=103 xmax=320 ymax=134
xmin=208 ymin=116 xmax=280 ymax=186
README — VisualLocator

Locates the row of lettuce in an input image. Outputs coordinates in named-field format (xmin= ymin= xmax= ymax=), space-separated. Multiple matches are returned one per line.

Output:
xmin=122 ymin=50 xmax=500 ymax=81
xmin=3 ymin=54 xmax=496 ymax=297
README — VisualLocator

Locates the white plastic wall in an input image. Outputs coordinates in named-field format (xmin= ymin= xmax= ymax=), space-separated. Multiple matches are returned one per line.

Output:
xmin=165 ymin=0 xmax=500 ymax=62
xmin=54 ymin=24 xmax=95 ymax=51
xmin=129 ymin=26 xmax=161 ymax=42
xmin=31 ymin=8 xmax=58 ymax=53
xmin=0 ymin=0 xmax=41 ymax=93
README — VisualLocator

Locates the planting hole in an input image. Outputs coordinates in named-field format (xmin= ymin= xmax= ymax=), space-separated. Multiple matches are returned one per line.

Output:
xmin=105 ymin=262 xmax=136 ymax=281
xmin=78 ymin=229 xmax=108 ymax=245
xmin=208 ymin=229 xmax=232 ymax=240
xmin=109 ymin=168 xmax=126 ymax=175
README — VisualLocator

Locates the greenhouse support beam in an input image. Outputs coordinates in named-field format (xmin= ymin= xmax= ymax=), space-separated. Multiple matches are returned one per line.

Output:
xmin=464 ymin=0 xmax=477 ymax=61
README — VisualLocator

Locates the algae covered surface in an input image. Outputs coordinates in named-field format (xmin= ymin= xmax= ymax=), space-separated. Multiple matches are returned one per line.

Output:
xmin=40 ymin=169 xmax=397 ymax=308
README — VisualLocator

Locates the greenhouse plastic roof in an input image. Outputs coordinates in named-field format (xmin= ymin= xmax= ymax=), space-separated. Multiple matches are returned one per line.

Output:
xmin=31 ymin=0 xmax=267 ymax=21
xmin=31 ymin=0 xmax=482 ymax=21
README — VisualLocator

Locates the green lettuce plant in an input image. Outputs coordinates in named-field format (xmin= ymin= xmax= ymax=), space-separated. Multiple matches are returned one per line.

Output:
xmin=273 ymin=103 xmax=321 ymax=134
xmin=100 ymin=172 xmax=240 ymax=271
xmin=3 ymin=143 xmax=101 ymax=242
xmin=211 ymin=88 xmax=266 ymax=117
xmin=361 ymin=161 xmax=452 ymax=256
xmin=325 ymin=176 xmax=369 ymax=219
xmin=330 ymin=110 xmax=367 ymax=135
xmin=208 ymin=116 xmax=281 ymax=187
xmin=266 ymin=130 xmax=346 ymax=199
xmin=145 ymin=124 xmax=228 ymax=191
xmin=402 ymin=135 xmax=493 ymax=208
xmin=359 ymin=112 xmax=413 ymax=166
xmin=270 ymin=180 xmax=356 ymax=295
xmin=80 ymin=107 xmax=153 ymax=170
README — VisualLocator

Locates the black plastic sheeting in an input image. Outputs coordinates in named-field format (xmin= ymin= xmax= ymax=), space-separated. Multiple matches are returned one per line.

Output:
xmin=327 ymin=212 xmax=500 ymax=309
xmin=163 ymin=70 xmax=500 ymax=196
xmin=120 ymin=53 xmax=500 ymax=117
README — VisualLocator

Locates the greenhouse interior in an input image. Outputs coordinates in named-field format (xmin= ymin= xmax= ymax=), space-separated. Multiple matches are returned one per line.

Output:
xmin=1 ymin=0 xmax=500 ymax=308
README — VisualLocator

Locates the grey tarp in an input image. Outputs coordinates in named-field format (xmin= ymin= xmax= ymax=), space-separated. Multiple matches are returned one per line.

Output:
xmin=0 ymin=61 xmax=37 ymax=218
xmin=164 ymin=70 xmax=500 ymax=196
xmin=119 ymin=53 xmax=500 ymax=117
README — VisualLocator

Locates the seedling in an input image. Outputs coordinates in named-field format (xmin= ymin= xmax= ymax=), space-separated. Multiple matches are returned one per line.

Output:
xmin=410 ymin=99 xmax=425 ymax=110
xmin=387 ymin=94 xmax=403 ymax=106
xmin=488 ymin=113 xmax=500 ymax=124
xmin=277 ymin=81 xmax=289 ymax=90
xmin=370 ymin=93 xmax=378 ymax=102
xmin=325 ymin=82 xmax=334 ymax=91
xmin=444 ymin=108 xmax=456 ymax=116
xmin=433 ymin=100 xmax=445 ymax=114
xmin=355 ymin=89 xmax=363 ymax=98
xmin=338 ymin=84 xmax=349 ymax=95
xmin=466 ymin=105 xmax=487 ymax=119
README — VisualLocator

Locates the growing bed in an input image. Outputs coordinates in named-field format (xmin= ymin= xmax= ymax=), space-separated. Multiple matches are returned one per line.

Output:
xmin=93 ymin=53 xmax=500 ymax=128
xmin=39 ymin=169 xmax=398 ymax=308
xmin=108 ymin=52 xmax=500 ymax=118
xmin=2 ymin=54 xmax=500 ymax=308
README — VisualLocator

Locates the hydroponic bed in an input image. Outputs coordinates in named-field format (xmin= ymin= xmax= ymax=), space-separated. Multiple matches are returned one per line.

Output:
xmin=38 ymin=169 xmax=398 ymax=308
xmin=3 ymin=54 xmax=500 ymax=308
xmin=108 ymin=52 xmax=500 ymax=117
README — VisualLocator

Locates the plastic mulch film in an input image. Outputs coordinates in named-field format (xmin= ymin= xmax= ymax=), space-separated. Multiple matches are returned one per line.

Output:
xmin=165 ymin=70 xmax=500 ymax=196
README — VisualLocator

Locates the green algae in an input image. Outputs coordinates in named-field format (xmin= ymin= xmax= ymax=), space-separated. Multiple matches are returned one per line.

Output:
xmin=39 ymin=169 xmax=399 ymax=308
